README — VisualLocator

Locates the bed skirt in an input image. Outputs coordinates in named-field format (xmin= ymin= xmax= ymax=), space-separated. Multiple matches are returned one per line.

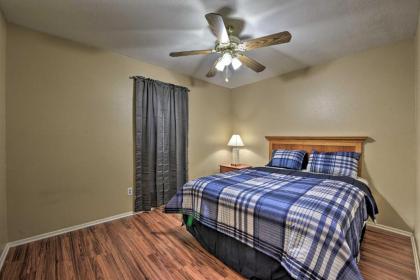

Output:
xmin=183 ymin=215 xmax=292 ymax=280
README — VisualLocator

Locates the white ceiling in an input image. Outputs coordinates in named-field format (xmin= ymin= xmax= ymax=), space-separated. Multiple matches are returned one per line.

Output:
xmin=0 ymin=0 xmax=418 ymax=88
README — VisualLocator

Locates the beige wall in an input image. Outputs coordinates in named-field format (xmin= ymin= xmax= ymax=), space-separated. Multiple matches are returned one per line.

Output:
xmin=0 ymin=11 xmax=7 ymax=253
xmin=3 ymin=21 xmax=417 ymax=241
xmin=6 ymin=24 xmax=231 ymax=241
xmin=231 ymin=40 xmax=416 ymax=231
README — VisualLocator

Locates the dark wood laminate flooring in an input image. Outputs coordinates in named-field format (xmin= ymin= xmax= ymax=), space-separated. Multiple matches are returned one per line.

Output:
xmin=0 ymin=209 xmax=417 ymax=279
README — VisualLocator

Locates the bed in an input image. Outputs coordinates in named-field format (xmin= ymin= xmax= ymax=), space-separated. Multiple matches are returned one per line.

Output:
xmin=165 ymin=136 xmax=378 ymax=280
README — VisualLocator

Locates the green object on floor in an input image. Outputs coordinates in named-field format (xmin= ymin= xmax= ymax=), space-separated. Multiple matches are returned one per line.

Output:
xmin=186 ymin=215 xmax=194 ymax=227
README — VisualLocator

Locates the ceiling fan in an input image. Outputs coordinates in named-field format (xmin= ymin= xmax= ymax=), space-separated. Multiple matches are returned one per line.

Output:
xmin=169 ymin=13 xmax=292 ymax=82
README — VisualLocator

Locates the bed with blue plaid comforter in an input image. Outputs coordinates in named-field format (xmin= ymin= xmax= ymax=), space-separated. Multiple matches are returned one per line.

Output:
xmin=165 ymin=167 xmax=377 ymax=280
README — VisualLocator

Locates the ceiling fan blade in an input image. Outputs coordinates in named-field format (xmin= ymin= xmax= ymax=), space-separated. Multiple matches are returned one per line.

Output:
xmin=238 ymin=55 xmax=266 ymax=73
xmin=206 ymin=59 xmax=219 ymax=78
xmin=205 ymin=13 xmax=230 ymax=44
xmin=170 ymin=49 xmax=213 ymax=57
xmin=241 ymin=31 xmax=291 ymax=51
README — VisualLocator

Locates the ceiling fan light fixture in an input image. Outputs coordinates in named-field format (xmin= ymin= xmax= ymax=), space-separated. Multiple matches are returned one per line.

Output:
xmin=231 ymin=57 xmax=242 ymax=70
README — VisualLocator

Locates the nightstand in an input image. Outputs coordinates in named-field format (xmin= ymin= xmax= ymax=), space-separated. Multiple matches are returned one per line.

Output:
xmin=220 ymin=164 xmax=252 ymax=173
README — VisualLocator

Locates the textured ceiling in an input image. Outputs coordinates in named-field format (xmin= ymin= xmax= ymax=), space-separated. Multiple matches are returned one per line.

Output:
xmin=0 ymin=0 xmax=418 ymax=88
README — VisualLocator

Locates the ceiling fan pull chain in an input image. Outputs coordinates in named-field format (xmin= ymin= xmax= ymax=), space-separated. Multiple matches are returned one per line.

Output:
xmin=225 ymin=66 xmax=230 ymax=83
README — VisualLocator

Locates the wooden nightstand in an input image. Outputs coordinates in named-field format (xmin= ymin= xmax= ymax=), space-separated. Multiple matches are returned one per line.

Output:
xmin=220 ymin=164 xmax=252 ymax=173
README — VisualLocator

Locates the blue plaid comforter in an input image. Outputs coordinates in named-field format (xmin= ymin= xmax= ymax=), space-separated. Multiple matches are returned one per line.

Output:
xmin=165 ymin=167 xmax=377 ymax=280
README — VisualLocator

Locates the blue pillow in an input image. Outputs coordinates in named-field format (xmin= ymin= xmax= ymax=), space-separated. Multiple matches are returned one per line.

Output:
xmin=307 ymin=150 xmax=360 ymax=178
xmin=268 ymin=149 xmax=306 ymax=170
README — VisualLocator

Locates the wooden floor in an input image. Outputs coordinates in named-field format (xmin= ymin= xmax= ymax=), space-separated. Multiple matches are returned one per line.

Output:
xmin=0 ymin=209 xmax=417 ymax=280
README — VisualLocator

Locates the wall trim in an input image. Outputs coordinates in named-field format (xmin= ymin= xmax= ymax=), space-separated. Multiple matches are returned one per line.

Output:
xmin=367 ymin=222 xmax=420 ymax=279
xmin=8 ymin=211 xmax=134 ymax=248
xmin=411 ymin=235 xmax=420 ymax=280
xmin=0 ymin=211 xmax=134 ymax=272
xmin=0 ymin=243 xmax=10 ymax=273
xmin=366 ymin=221 xmax=412 ymax=236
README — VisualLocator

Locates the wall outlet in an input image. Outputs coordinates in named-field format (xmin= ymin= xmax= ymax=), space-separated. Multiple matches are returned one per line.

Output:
xmin=128 ymin=187 xmax=133 ymax=196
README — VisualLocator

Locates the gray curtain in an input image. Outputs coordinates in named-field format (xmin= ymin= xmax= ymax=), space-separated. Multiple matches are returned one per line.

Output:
xmin=134 ymin=76 xmax=189 ymax=212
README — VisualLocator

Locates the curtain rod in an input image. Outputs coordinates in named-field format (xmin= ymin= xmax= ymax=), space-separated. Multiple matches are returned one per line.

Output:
xmin=129 ymin=76 xmax=190 ymax=92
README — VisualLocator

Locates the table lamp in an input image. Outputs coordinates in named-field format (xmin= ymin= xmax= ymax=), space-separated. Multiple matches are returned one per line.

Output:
xmin=227 ymin=134 xmax=244 ymax=166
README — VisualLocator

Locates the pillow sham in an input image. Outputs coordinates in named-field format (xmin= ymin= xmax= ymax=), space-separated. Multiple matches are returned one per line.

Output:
xmin=307 ymin=150 xmax=360 ymax=178
xmin=268 ymin=149 xmax=306 ymax=170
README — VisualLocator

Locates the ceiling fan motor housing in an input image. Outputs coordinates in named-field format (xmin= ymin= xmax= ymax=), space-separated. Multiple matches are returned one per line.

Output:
xmin=215 ymin=35 xmax=242 ymax=55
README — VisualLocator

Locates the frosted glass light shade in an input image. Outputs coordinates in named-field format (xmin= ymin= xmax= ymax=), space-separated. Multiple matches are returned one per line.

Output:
xmin=227 ymin=134 xmax=244 ymax=147
xmin=231 ymin=57 xmax=242 ymax=70
xmin=215 ymin=59 xmax=225 ymax=71
xmin=220 ymin=53 xmax=232 ymax=66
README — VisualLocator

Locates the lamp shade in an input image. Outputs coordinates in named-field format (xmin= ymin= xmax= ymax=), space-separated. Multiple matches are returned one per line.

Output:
xmin=227 ymin=134 xmax=244 ymax=147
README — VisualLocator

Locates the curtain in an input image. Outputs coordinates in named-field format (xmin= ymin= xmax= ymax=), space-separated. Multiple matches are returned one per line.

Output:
xmin=134 ymin=76 xmax=189 ymax=212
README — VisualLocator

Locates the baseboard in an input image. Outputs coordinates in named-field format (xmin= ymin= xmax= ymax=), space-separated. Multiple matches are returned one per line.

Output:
xmin=0 ymin=211 xmax=134 ymax=272
xmin=0 ymin=243 xmax=10 ymax=273
xmin=366 ymin=221 xmax=413 ymax=236
xmin=8 ymin=211 xmax=134 ymax=248
xmin=367 ymin=221 xmax=420 ymax=279
xmin=411 ymin=235 xmax=420 ymax=280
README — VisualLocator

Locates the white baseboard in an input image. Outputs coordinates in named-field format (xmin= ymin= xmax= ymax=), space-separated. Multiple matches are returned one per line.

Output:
xmin=366 ymin=221 xmax=413 ymax=236
xmin=0 ymin=211 xmax=135 ymax=272
xmin=411 ymin=236 xmax=420 ymax=280
xmin=367 ymin=222 xmax=420 ymax=279
xmin=0 ymin=243 xmax=10 ymax=273
xmin=0 ymin=211 xmax=134 ymax=272
xmin=8 ymin=211 xmax=134 ymax=248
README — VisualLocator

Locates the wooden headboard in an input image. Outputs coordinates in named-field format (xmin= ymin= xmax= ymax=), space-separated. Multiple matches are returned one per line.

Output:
xmin=265 ymin=136 xmax=368 ymax=176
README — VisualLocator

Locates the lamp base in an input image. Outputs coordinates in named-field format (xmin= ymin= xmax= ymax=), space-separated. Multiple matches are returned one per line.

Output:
xmin=231 ymin=147 xmax=240 ymax=166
